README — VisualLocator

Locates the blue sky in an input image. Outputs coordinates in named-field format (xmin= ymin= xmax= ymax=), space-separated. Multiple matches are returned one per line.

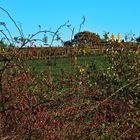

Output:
xmin=0 ymin=0 xmax=140 ymax=45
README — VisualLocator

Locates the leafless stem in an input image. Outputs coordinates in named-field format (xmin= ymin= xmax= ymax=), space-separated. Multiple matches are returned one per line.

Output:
xmin=50 ymin=20 xmax=69 ymax=46
xmin=4 ymin=26 xmax=14 ymax=43
xmin=0 ymin=7 xmax=22 ymax=37
xmin=67 ymin=25 xmax=75 ymax=42
xmin=20 ymin=30 xmax=48 ymax=47
xmin=79 ymin=16 xmax=86 ymax=32
xmin=0 ymin=30 xmax=12 ymax=44
xmin=18 ymin=22 xmax=24 ymax=38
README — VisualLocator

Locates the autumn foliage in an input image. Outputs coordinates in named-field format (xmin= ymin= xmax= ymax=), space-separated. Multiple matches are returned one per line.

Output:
xmin=0 ymin=44 xmax=139 ymax=139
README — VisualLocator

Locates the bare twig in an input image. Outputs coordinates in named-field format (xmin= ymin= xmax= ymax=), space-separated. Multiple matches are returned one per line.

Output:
xmin=18 ymin=22 xmax=24 ymax=38
xmin=50 ymin=20 xmax=69 ymax=46
xmin=0 ymin=30 xmax=12 ymax=44
xmin=4 ymin=26 xmax=14 ymax=43
xmin=0 ymin=7 xmax=22 ymax=37
xmin=20 ymin=30 xmax=48 ymax=47
xmin=79 ymin=16 xmax=86 ymax=32
xmin=67 ymin=25 xmax=75 ymax=42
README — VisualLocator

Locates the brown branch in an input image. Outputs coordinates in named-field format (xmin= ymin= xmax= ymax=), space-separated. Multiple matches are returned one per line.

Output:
xmin=0 ymin=7 xmax=22 ymax=37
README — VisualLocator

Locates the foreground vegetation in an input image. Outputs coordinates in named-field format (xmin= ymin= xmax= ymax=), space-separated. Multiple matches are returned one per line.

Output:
xmin=0 ymin=46 xmax=139 ymax=139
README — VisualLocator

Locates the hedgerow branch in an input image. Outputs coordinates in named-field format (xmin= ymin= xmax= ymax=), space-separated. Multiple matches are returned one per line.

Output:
xmin=0 ymin=7 xmax=23 ymax=37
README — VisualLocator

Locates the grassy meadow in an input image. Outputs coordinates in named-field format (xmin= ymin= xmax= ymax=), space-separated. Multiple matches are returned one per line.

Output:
xmin=27 ymin=54 xmax=109 ymax=75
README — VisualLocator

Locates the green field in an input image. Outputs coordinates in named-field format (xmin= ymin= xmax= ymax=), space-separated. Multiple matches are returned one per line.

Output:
xmin=27 ymin=54 xmax=109 ymax=75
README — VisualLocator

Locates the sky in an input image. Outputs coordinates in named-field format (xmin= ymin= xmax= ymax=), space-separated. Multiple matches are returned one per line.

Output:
xmin=0 ymin=0 xmax=140 ymax=45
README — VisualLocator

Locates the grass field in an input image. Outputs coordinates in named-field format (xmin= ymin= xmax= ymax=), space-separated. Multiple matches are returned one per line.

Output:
xmin=27 ymin=54 xmax=109 ymax=75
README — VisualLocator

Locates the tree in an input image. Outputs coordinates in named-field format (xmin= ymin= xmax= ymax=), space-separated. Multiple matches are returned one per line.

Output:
xmin=73 ymin=31 xmax=101 ymax=46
